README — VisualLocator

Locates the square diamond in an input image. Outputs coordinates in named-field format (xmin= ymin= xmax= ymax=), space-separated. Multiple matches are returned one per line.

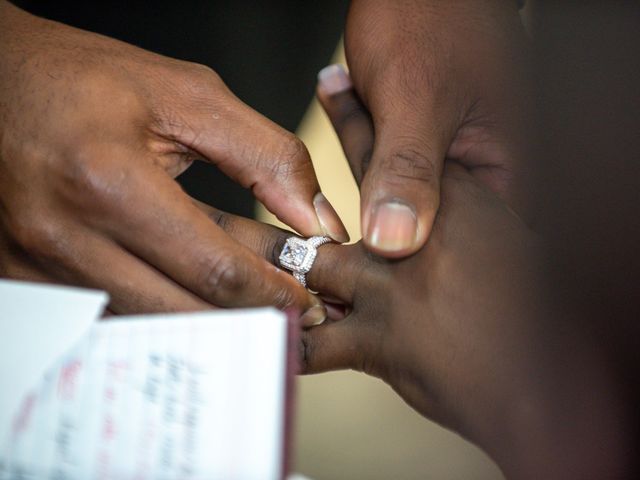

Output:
xmin=279 ymin=238 xmax=316 ymax=273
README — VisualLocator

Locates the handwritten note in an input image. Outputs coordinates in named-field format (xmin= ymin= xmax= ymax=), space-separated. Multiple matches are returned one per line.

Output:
xmin=0 ymin=280 xmax=108 ymax=441
xmin=0 ymin=281 xmax=291 ymax=480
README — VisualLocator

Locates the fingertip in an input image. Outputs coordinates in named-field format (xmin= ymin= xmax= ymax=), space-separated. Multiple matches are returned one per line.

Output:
xmin=362 ymin=199 xmax=428 ymax=258
xmin=364 ymin=199 xmax=418 ymax=256
xmin=317 ymin=64 xmax=353 ymax=97
xmin=300 ymin=303 xmax=328 ymax=328
xmin=313 ymin=192 xmax=350 ymax=243
xmin=274 ymin=189 xmax=349 ymax=243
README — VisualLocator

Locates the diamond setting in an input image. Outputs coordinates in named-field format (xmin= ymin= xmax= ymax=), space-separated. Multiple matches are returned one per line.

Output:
xmin=279 ymin=238 xmax=317 ymax=274
xmin=278 ymin=236 xmax=333 ymax=288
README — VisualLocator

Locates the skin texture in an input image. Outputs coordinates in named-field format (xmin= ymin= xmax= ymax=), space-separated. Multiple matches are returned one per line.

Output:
xmin=0 ymin=1 xmax=349 ymax=320
xmin=1 ymin=1 xmax=634 ymax=475
xmin=343 ymin=0 xmax=533 ymax=257
xmin=201 ymin=75 xmax=633 ymax=479
xmin=302 ymin=77 xmax=632 ymax=479
xmin=0 ymin=0 xmax=529 ymax=314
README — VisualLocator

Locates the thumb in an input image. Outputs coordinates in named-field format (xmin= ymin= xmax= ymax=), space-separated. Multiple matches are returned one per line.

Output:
xmin=165 ymin=70 xmax=349 ymax=242
xmin=317 ymin=63 xmax=452 ymax=257
xmin=360 ymin=103 xmax=452 ymax=258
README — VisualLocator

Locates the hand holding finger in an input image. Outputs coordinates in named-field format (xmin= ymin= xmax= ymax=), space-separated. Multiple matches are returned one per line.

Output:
xmin=0 ymin=6 xmax=340 ymax=319
xmin=193 ymin=198 xmax=361 ymax=314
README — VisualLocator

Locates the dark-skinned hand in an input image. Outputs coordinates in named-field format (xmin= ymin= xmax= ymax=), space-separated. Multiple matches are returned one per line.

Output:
xmin=320 ymin=0 xmax=532 ymax=258
xmin=214 ymin=74 xmax=630 ymax=480
xmin=0 ymin=1 xmax=348 ymax=322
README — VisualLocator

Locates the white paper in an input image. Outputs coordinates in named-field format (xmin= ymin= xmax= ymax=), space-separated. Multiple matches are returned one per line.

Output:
xmin=0 ymin=280 xmax=289 ymax=480
xmin=0 ymin=280 xmax=108 ymax=443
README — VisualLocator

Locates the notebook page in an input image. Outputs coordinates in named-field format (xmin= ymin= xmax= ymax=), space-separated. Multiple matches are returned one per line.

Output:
xmin=0 ymin=280 xmax=108 ymax=447
xmin=0 ymin=308 xmax=288 ymax=480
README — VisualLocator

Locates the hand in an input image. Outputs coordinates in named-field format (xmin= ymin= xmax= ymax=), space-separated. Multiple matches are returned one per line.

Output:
xmin=0 ymin=1 xmax=346 ymax=318
xmin=190 ymin=83 xmax=629 ymax=474
xmin=318 ymin=0 xmax=531 ymax=258
xmin=298 ymin=83 xmax=628 ymax=479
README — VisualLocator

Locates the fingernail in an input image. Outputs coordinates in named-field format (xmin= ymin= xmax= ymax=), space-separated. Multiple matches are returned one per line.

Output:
xmin=300 ymin=304 xmax=327 ymax=327
xmin=366 ymin=201 xmax=418 ymax=253
xmin=314 ymin=192 xmax=350 ymax=243
xmin=318 ymin=64 xmax=352 ymax=96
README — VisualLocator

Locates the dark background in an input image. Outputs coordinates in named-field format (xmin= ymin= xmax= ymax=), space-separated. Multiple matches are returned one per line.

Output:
xmin=14 ymin=0 xmax=349 ymax=218
xmin=533 ymin=2 xmax=640 ymax=466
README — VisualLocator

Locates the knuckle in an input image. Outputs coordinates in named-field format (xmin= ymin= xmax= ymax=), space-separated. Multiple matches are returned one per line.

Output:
xmin=7 ymin=215 xmax=66 ymax=261
xmin=199 ymin=254 xmax=248 ymax=301
xmin=381 ymin=147 xmax=438 ymax=187
xmin=332 ymin=97 xmax=366 ymax=131
xmin=300 ymin=332 xmax=316 ymax=373
xmin=57 ymin=146 xmax=131 ymax=213
xmin=279 ymin=134 xmax=308 ymax=165
xmin=207 ymin=208 xmax=229 ymax=231
xmin=298 ymin=329 xmax=320 ymax=374
xmin=267 ymin=134 xmax=310 ymax=181
xmin=180 ymin=62 xmax=227 ymax=99
xmin=269 ymin=281 xmax=297 ymax=310
xmin=152 ymin=62 xmax=228 ymax=138
xmin=359 ymin=146 xmax=374 ymax=179
xmin=190 ymin=63 xmax=222 ymax=84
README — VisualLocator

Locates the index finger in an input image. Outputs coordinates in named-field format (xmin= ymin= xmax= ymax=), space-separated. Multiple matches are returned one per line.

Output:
xmin=194 ymin=199 xmax=363 ymax=304
xmin=88 ymin=160 xmax=323 ymax=317
xmin=161 ymin=68 xmax=349 ymax=243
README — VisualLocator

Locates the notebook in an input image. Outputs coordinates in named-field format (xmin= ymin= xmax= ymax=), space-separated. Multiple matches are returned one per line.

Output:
xmin=0 ymin=280 xmax=297 ymax=480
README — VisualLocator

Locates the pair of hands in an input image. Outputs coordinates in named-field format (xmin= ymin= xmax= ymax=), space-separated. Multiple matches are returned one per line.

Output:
xmin=0 ymin=1 xmax=575 ymax=476
xmin=0 ymin=0 xmax=345 ymax=321
xmin=1 ymin=1 xmax=626 ymax=477
xmin=0 ymin=0 xmax=527 ymax=318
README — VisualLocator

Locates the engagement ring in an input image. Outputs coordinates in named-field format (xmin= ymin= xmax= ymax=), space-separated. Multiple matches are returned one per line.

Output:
xmin=278 ymin=235 xmax=332 ymax=288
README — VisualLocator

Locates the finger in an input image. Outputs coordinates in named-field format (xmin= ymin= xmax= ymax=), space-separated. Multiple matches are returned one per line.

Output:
xmin=93 ymin=162 xmax=324 ymax=320
xmin=306 ymin=242 xmax=363 ymax=303
xmin=0 ymin=256 xmax=57 ymax=285
xmin=164 ymin=69 xmax=349 ymax=243
xmin=22 ymin=226 xmax=212 ymax=314
xmin=316 ymin=64 xmax=375 ymax=186
xmin=2 ymin=213 xmax=210 ymax=313
xmin=80 ymin=239 xmax=211 ymax=315
xmin=300 ymin=317 xmax=365 ymax=374
xmin=192 ymin=198 xmax=291 ymax=266
xmin=318 ymin=63 xmax=445 ymax=258
xmin=192 ymin=199 xmax=361 ymax=304
xmin=348 ymin=74 xmax=455 ymax=259
xmin=361 ymin=132 xmax=444 ymax=258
